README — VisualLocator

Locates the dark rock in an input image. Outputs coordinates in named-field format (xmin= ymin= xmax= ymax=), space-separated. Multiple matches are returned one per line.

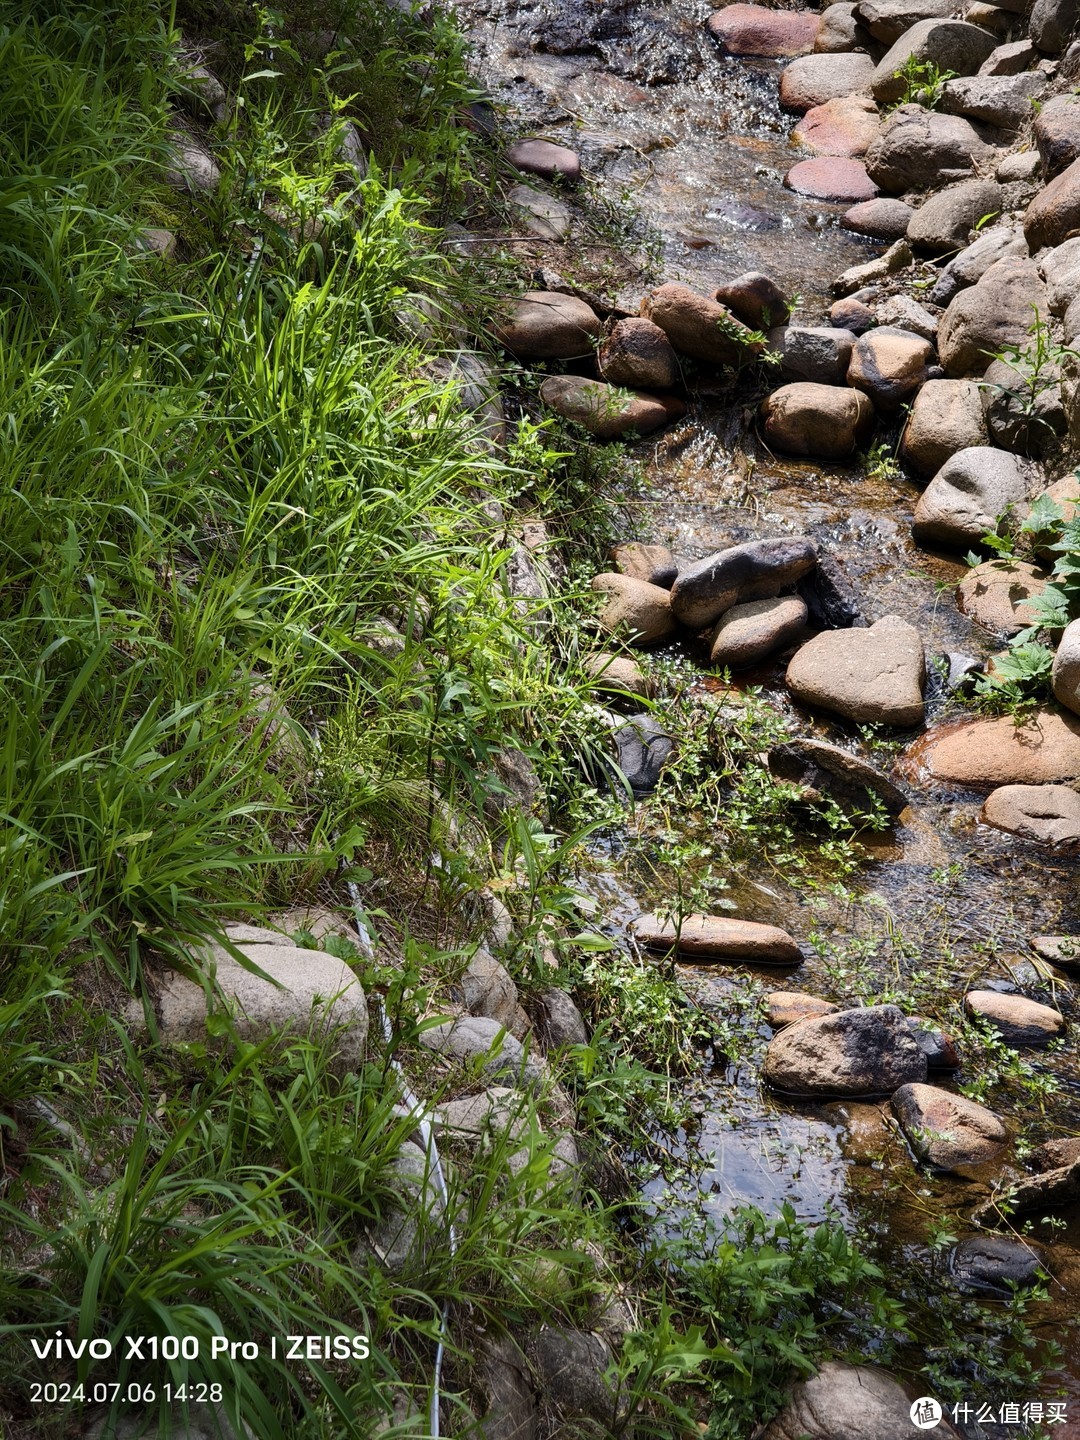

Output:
xmin=768 ymin=737 xmax=908 ymax=815
xmin=535 ymin=988 xmax=588 ymax=1050
xmin=769 ymin=325 xmax=857 ymax=386
xmin=526 ymin=1329 xmax=624 ymax=1427
xmin=598 ymin=318 xmax=680 ymax=391
xmin=670 ymin=537 xmax=818 ymax=630
xmin=714 ymin=271 xmax=792 ymax=329
xmin=906 ymin=1017 xmax=961 ymax=1070
xmin=797 ymin=553 xmax=864 ymax=628
xmin=950 ymin=1236 xmax=1047 ymax=1295
xmin=763 ymin=1004 xmax=928 ymax=1097
xmin=829 ymin=296 xmax=875 ymax=334
xmin=1031 ymin=0 xmax=1079 ymax=53
xmin=613 ymin=714 xmax=674 ymax=795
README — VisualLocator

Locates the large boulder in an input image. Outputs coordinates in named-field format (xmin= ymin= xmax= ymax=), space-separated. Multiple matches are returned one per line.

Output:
xmin=640 ymin=283 xmax=760 ymax=366
xmin=1030 ymin=0 xmax=1079 ymax=52
xmin=957 ymin=559 xmax=1048 ymax=635
xmin=669 ymin=537 xmax=818 ymax=630
xmin=786 ymin=614 xmax=926 ymax=727
xmin=1053 ymin=617 xmax=1080 ymax=715
xmin=494 ymin=292 xmax=601 ymax=360
xmin=909 ymin=708 xmax=1080 ymax=785
xmin=760 ymin=382 xmax=875 ymax=459
xmin=891 ymin=1082 xmax=1008 ymax=1171
xmin=769 ymin=326 xmax=857 ymax=385
xmin=906 ymin=179 xmax=1002 ymax=254
xmin=767 ymin=737 xmax=909 ymax=814
xmin=900 ymin=379 xmax=988 ymax=476
xmin=865 ymin=106 xmax=994 ymax=192
xmin=965 ymin=989 xmax=1066 ymax=1043
xmin=941 ymin=71 xmax=1048 ymax=130
xmin=870 ymin=20 xmax=998 ymax=104
xmin=779 ymin=52 xmax=877 ymax=114
xmin=710 ymin=595 xmax=808 ymax=668
xmin=784 ymin=157 xmax=878 ymax=202
xmin=591 ymin=573 xmax=678 ymax=646
xmin=763 ymin=1004 xmax=927 ymax=1096
xmin=1025 ymin=157 xmax=1080 ymax=251
xmin=758 ymin=1364 xmax=960 ymax=1440
xmin=598 ymin=318 xmax=680 ymax=390
xmin=981 ymin=782 xmax=1080 ymax=843
xmin=793 ymin=95 xmax=882 ymax=157
xmin=846 ymin=328 xmax=933 ymax=413
xmin=708 ymin=4 xmax=822 ymax=55
xmin=912 ymin=446 xmax=1042 ymax=549
xmin=539 ymin=376 xmax=683 ymax=440
xmin=631 ymin=913 xmax=802 ymax=963
xmin=1035 ymin=94 xmax=1080 ymax=178
xmin=929 ymin=223 xmax=1028 ymax=306
xmin=937 ymin=257 xmax=1047 ymax=377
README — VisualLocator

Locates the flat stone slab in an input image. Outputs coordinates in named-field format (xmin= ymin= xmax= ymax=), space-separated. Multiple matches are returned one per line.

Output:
xmin=1031 ymin=935 xmax=1080 ymax=968
xmin=905 ymin=709 xmax=1080 ymax=787
xmin=784 ymin=158 xmax=878 ymax=202
xmin=631 ymin=913 xmax=802 ymax=964
xmin=767 ymin=737 xmax=908 ymax=815
xmin=766 ymin=991 xmax=838 ymax=1027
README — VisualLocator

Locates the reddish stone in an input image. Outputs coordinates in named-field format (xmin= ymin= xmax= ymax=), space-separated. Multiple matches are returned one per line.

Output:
xmin=793 ymin=96 xmax=882 ymax=158
xmin=708 ymin=4 xmax=821 ymax=56
xmin=784 ymin=157 xmax=879 ymax=202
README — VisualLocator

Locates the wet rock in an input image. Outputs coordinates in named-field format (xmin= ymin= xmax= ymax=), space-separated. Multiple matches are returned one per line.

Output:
xmin=707 ymin=4 xmax=822 ymax=56
xmin=892 ymin=1082 xmax=1007 ymax=1171
xmin=957 ymin=560 xmax=1049 ymax=635
xmin=760 ymin=381 xmax=875 ymax=458
xmin=841 ymin=197 xmax=914 ymax=240
xmin=981 ymin=354 xmax=1067 ymax=453
xmin=830 ymin=296 xmax=875 ymax=332
xmin=857 ymin=0 xmax=961 ymax=44
xmin=766 ymin=992 xmax=839 ymax=1027
xmin=613 ymin=713 xmax=673 ymax=795
xmin=1035 ymin=94 xmax=1080 ymax=177
xmin=769 ymin=325 xmax=857 ymax=385
xmin=592 ymin=573 xmax=678 ymax=647
xmin=598 ymin=318 xmax=679 ymax=391
xmin=163 ymin=129 xmax=221 ymax=194
xmin=870 ymin=20 xmax=998 ymax=103
xmin=710 ymin=595 xmax=808 ymax=669
xmin=912 ymin=708 xmax=1080 ymax=785
xmin=131 ymin=929 xmax=368 ymax=1069
xmin=612 ymin=541 xmax=678 ymax=588
xmin=632 ymin=913 xmax=802 ymax=964
xmin=1054 ymin=618 xmax=1080 ymax=715
xmin=981 ymin=782 xmax=1080 ymax=843
xmin=526 ymin=1328 xmax=623 ymax=1427
xmin=714 ymin=271 xmax=792 ymax=329
xmin=906 ymin=179 xmax=1002 ymax=254
xmin=419 ymin=1015 xmax=550 ymax=1090
xmin=950 ymin=1236 xmax=1047 ymax=1294
xmin=1025 ymin=156 xmax=1080 ymax=250
xmin=640 ymin=282 xmax=761 ymax=366
xmin=942 ymin=651 xmax=985 ymax=694
xmin=912 ymin=446 xmax=1043 ymax=549
xmin=778 ymin=52 xmax=877 ymax=114
xmin=1030 ymin=0 xmax=1079 ymax=53
xmin=942 ymin=72 xmax=1048 ymax=132
xmin=669 ymin=537 xmax=818 ymax=630
xmin=798 ymin=553 xmax=865 ymax=628
xmin=786 ymin=614 xmax=926 ymax=727
xmin=539 ymin=376 xmax=683 ymax=440
xmin=494 ymin=292 xmax=601 ymax=360
xmin=784 ymin=157 xmax=878 ymax=202
xmin=833 ymin=237 xmax=913 ymax=294
xmin=582 ymin=651 xmax=651 ymax=699
xmin=973 ymin=1156 xmax=1080 ymax=1223
xmin=508 ymin=137 xmax=581 ymax=184
xmin=965 ymin=988 xmax=1065 ymax=1043
xmin=907 ymin=1017 xmax=961 ymax=1070
xmin=463 ymin=949 xmax=519 ymax=1026
xmin=979 ymin=37 xmax=1039 ymax=73
xmin=1030 ymin=1135 xmax=1080 ymax=1168
xmin=929 ymin=224 xmax=1028 ymax=306
xmin=508 ymin=184 xmax=572 ymax=241
xmin=758 ymin=1363 xmax=950 ymax=1440
xmin=865 ymin=105 xmax=994 ymax=192
xmin=874 ymin=294 xmax=939 ymax=342
xmin=847 ymin=327 xmax=933 ymax=412
xmin=535 ymin=988 xmax=588 ymax=1050
xmin=938 ymin=257 xmax=1047 ymax=377
xmin=767 ymin=737 xmax=909 ymax=814
xmin=763 ymin=1004 xmax=927 ymax=1096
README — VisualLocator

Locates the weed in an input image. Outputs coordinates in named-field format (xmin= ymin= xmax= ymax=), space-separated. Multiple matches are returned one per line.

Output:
xmin=890 ymin=56 xmax=957 ymax=109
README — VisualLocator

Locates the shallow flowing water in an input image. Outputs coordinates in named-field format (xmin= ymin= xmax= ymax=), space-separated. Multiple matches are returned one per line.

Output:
xmin=457 ymin=0 xmax=1080 ymax=1425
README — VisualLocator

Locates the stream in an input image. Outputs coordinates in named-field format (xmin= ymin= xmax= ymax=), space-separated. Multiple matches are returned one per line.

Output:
xmin=453 ymin=0 xmax=1080 ymax=1428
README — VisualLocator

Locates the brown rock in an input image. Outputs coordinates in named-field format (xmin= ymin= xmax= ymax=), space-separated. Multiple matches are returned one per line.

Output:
xmin=507 ymin=138 xmax=581 ymax=184
xmin=784 ymin=157 xmax=878 ymax=201
xmin=779 ymin=52 xmax=877 ymax=114
xmin=598 ymin=318 xmax=680 ymax=391
xmin=764 ymin=1005 xmax=927 ymax=1096
xmin=708 ymin=4 xmax=821 ymax=55
xmin=1035 ymin=94 xmax=1080 ymax=178
xmin=865 ymin=105 xmax=995 ymax=193
xmin=938 ymin=257 xmax=1048 ymax=377
xmin=631 ymin=913 xmax=802 ymax=964
xmin=957 ymin=560 xmax=1049 ymax=635
xmin=973 ymin=1157 xmax=1080 ymax=1224
xmin=640 ymin=282 xmax=761 ymax=366
xmin=1030 ymin=1135 xmax=1080 ymax=1168
xmin=912 ymin=446 xmax=1042 ymax=550
xmin=758 ymin=1364 xmax=960 ymax=1440
xmin=1025 ymin=156 xmax=1080 ymax=251
xmin=591 ymin=573 xmax=678 ymax=647
xmin=981 ymin=783 xmax=1080 ymax=843
xmin=710 ymin=595 xmax=808 ymax=669
xmin=539 ymin=376 xmax=683 ymax=440
xmin=494 ymin=292 xmax=601 ymax=360
xmin=612 ymin=541 xmax=678 ymax=588
xmin=581 ymin=651 xmax=651 ymax=698
xmin=892 ymin=1082 xmax=1008 ymax=1170
xmin=841 ymin=197 xmax=914 ymax=239
xmin=906 ymin=179 xmax=1003 ymax=255
xmin=900 ymin=379 xmax=989 ymax=477
xmin=786 ymin=614 xmax=926 ymax=727
xmin=910 ymin=709 xmax=1080 ymax=786
xmin=766 ymin=992 xmax=839 ymax=1027
xmin=847 ymin=328 xmax=933 ymax=413
xmin=965 ymin=988 xmax=1066 ymax=1043
xmin=760 ymin=382 xmax=875 ymax=460
xmin=767 ymin=737 xmax=909 ymax=814
xmin=794 ymin=96 xmax=882 ymax=158
xmin=830 ymin=296 xmax=875 ymax=332
xmin=713 ymin=272 xmax=791 ymax=329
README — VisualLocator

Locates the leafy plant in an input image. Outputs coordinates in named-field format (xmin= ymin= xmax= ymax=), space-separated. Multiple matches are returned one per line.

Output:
xmin=891 ymin=55 xmax=957 ymax=109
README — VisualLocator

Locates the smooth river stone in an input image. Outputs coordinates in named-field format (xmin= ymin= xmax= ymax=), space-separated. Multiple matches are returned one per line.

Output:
xmin=907 ymin=709 xmax=1080 ymax=786
xmin=631 ymin=913 xmax=802 ymax=964
xmin=891 ymin=1082 xmax=1008 ymax=1171
xmin=981 ymin=783 xmax=1080 ymax=844
xmin=784 ymin=158 xmax=878 ymax=202
xmin=707 ymin=4 xmax=821 ymax=55
xmin=669 ymin=537 xmax=818 ymax=631
xmin=766 ymin=991 xmax=838 ymax=1027
xmin=785 ymin=615 xmax=926 ymax=727
xmin=763 ymin=1004 xmax=927 ymax=1096
xmin=591 ymin=573 xmax=678 ymax=647
xmin=964 ymin=989 xmax=1066 ymax=1044
xmin=793 ymin=96 xmax=882 ymax=158
xmin=507 ymin=138 xmax=581 ymax=184
xmin=709 ymin=595 xmax=807 ymax=669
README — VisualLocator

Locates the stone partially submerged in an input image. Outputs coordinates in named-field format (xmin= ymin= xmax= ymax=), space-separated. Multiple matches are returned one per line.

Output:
xmin=631 ymin=913 xmax=802 ymax=964
xmin=763 ymin=1004 xmax=927 ymax=1096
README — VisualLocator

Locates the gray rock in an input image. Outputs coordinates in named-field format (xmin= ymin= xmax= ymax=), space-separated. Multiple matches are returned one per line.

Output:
xmin=831 ymin=295 xmax=876 ymax=332
xmin=900 ymin=379 xmax=988 ymax=476
xmin=434 ymin=1087 xmax=522 ymax=1139
xmin=163 ymin=129 xmax=221 ymax=193
xmin=1039 ymin=235 xmax=1080 ymax=315
xmin=508 ymin=137 xmax=581 ymax=183
xmin=1035 ymin=94 xmax=1080 ymax=176
xmin=815 ymin=2 xmax=870 ymax=51
xmin=832 ymin=238 xmax=913 ymax=294
xmin=763 ymin=1003 xmax=928 ymax=1096
xmin=419 ymin=1016 xmax=550 ymax=1090
xmin=943 ymin=650 xmax=985 ymax=693
xmin=857 ymin=0 xmax=960 ymax=43
xmin=176 ymin=60 xmax=228 ymax=123
xmin=612 ymin=713 xmax=674 ymax=795
xmin=840 ymin=197 xmax=914 ymax=240
xmin=865 ymin=105 xmax=995 ymax=192
xmin=670 ymin=537 xmax=818 ymax=629
xmin=981 ymin=782 xmax=1080 ymax=843
xmin=1053 ymin=617 xmax=1080 ymax=715
xmin=950 ymin=1236 xmax=1048 ymax=1295
xmin=507 ymin=184 xmax=572 ymax=241
xmin=874 ymin=293 xmax=939 ymax=341
xmin=940 ymin=71 xmax=1048 ymax=129
xmin=779 ymin=51 xmax=877 ymax=113
xmin=785 ymin=614 xmax=926 ymax=726
xmin=767 ymin=737 xmax=909 ymax=814
xmin=997 ymin=150 xmax=1042 ymax=183
xmin=526 ymin=1328 xmax=624 ymax=1427
xmin=979 ymin=37 xmax=1039 ymax=73
xmin=847 ymin=326 xmax=933 ymax=412
xmin=768 ymin=325 xmax=857 ymax=385
xmin=85 ymin=1407 xmax=252 ymax=1440
xmin=937 ymin=257 xmax=1048 ymax=377
xmin=891 ymin=1082 xmax=1008 ymax=1171
xmin=135 ymin=227 xmax=178 ymax=261
xmin=929 ymin=224 xmax=1028 ymax=306
xmin=906 ymin=179 xmax=1002 ymax=254
xmin=536 ymin=988 xmax=588 ymax=1050
xmin=462 ymin=949 xmax=519 ymax=1026
xmin=982 ymin=355 xmax=1066 ymax=453
xmin=474 ymin=1335 xmax=538 ymax=1440
xmin=758 ymin=1363 xmax=960 ymax=1440
xmin=870 ymin=20 xmax=998 ymax=104
xmin=912 ymin=446 xmax=1043 ymax=549
xmin=358 ymin=1138 xmax=445 ymax=1275
xmin=1031 ymin=0 xmax=1078 ymax=53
